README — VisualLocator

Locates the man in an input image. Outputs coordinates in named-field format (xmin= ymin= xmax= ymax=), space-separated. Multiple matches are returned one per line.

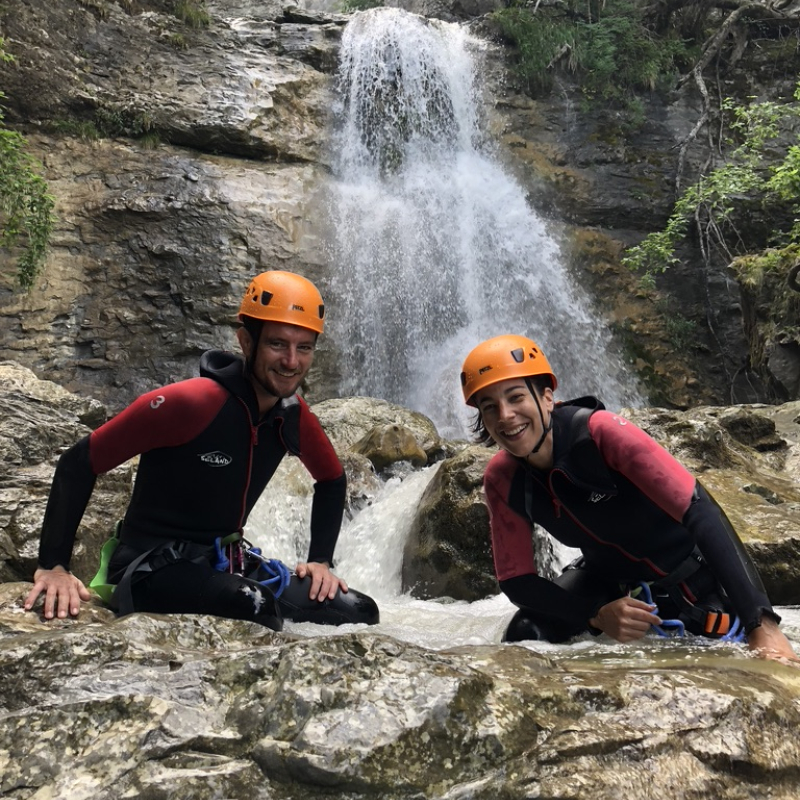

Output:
xmin=24 ymin=271 xmax=379 ymax=630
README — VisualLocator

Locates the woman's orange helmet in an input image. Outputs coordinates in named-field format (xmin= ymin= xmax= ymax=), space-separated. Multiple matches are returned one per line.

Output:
xmin=239 ymin=271 xmax=325 ymax=334
xmin=461 ymin=335 xmax=557 ymax=406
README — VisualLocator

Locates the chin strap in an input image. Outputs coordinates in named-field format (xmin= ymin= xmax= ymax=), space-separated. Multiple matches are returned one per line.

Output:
xmin=525 ymin=377 xmax=553 ymax=455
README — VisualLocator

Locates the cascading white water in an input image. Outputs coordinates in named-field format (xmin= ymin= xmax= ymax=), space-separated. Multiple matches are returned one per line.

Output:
xmin=326 ymin=8 xmax=643 ymax=440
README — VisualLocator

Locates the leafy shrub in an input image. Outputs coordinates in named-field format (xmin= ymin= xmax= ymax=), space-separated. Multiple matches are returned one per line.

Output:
xmin=0 ymin=42 xmax=55 ymax=289
xmin=491 ymin=0 xmax=689 ymax=102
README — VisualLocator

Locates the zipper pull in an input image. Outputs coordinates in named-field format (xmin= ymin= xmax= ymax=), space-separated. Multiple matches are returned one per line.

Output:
xmin=552 ymin=496 xmax=562 ymax=518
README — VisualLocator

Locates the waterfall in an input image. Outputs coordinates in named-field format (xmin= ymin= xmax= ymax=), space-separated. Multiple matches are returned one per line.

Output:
xmin=251 ymin=7 xmax=639 ymax=648
xmin=326 ymin=8 xmax=643 ymax=440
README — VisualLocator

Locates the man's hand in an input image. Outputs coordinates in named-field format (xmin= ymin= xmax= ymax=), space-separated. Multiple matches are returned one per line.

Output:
xmin=295 ymin=561 xmax=348 ymax=602
xmin=23 ymin=566 xmax=91 ymax=619
xmin=747 ymin=617 xmax=800 ymax=665
xmin=589 ymin=596 xmax=662 ymax=643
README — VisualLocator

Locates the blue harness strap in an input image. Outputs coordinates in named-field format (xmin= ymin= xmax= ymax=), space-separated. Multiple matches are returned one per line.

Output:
xmin=212 ymin=537 xmax=292 ymax=599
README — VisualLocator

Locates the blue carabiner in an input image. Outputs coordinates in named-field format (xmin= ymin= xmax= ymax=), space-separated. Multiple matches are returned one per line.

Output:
xmin=636 ymin=582 xmax=685 ymax=638
xmin=244 ymin=545 xmax=292 ymax=598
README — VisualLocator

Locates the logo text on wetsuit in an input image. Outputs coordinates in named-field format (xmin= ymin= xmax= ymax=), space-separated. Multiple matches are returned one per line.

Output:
xmin=199 ymin=451 xmax=233 ymax=467
xmin=588 ymin=491 xmax=610 ymax=503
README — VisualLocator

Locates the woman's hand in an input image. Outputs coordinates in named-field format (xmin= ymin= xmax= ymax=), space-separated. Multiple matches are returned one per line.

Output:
xmin=589 ymin=596 xmax=662 ymax=643
xmin=747 ymin=617 xmax=800 ymax=665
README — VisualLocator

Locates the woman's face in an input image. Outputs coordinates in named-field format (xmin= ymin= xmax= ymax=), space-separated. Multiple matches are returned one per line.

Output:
xmin=474 ymin=378 xmax=554 ymax=459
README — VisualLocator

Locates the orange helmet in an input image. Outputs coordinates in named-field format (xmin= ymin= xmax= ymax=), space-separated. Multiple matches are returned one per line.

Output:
xmin=239 ymin=271 xmax=325 ymax=334
xmin=461 ymin=335 xmax=557 ymax=406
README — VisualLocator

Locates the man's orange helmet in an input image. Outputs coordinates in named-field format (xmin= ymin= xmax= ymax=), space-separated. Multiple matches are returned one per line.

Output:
xmin=461 ymin=335 xmax=557 ymax=406
xmin=239 ymin=271 xmax=325 ymax=334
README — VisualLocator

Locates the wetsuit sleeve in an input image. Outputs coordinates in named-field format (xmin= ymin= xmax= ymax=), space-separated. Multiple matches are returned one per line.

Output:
xmin=89 ymin=378 xmax=228 ymax=473
xmin=589 ymin=411 xmax=777 ymax=632
xmin=485 ymin=453 xmax=605 ymax=628
xmin=499 ymin=573 xmax=604 ymax=628
xmin=37 ymin=378 xmax=228 ymax=572
xmin=683 ymin=483 xmax=778 ymax=633
xmin=37 ymin=436 xmax=96 ymax=570
xmin=297 ymin=401 xmax=346 ymax=565
xmin=308 ymin=473 xmax=347 ymax=565
xmin=483 ymin=453 xmax=537 ymax=580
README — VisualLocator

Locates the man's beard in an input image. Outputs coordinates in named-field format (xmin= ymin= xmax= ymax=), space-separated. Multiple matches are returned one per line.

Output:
xmin=252 ymin=369 xmax=302 ymax=400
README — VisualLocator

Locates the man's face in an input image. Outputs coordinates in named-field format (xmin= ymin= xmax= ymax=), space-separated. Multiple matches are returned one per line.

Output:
xmin=238 ymin=320 xmax=317 ymax=401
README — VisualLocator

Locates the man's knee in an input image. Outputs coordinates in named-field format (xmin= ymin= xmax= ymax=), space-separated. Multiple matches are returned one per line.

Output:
xmin=278 ymin=575 xmax=380 ymax=626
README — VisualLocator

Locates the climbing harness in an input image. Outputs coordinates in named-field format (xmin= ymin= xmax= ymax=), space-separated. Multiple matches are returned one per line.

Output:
xmin=635 ymin=582 xmax=746 ymax=642
xmin=89 ymin=523 xmax=294 ymax=614
xmin=211 ymin=534 xmax=292 ymax=599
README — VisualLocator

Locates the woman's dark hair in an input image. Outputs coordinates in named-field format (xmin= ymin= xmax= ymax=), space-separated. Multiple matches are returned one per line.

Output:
xmin=471 ymin=374 xmax=554 ymax=446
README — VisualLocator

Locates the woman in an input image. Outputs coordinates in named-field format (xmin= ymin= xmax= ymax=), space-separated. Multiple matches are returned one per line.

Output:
xmin=461 ymin=334 xmax=797 ymax=662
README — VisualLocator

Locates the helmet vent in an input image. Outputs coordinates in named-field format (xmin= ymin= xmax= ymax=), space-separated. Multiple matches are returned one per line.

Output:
xmin=259 ymin=291 xmax=274 ymax=306
xmin=319 ymin=304 xmax=325 ymax=319
xmin=511 ymin=348 xmax=524 ymax=363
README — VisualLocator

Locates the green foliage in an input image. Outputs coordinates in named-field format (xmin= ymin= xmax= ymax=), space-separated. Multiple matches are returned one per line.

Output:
xmin=173 ymin=0 xmax=210 ymax=28
xmin=94 ymin=106 xmax=156 ymax=139
xmin=0 ymin=41 xmax=55 ymax=289
xmin=77 ymin=0 xmax=109 ymax=19
xmin=624 ymin=86 xmax=800 ymax=276
xmin=340 ymin=0 xmax=384 ymax=10
xmin=490 ymin=6 xmax=575 ymax=93
xmin=168 ymin=32 xmax=188 ymax=50
xmin=46 ymin=118 xmax=102 ymax=140
xmin=491 ymin=0 xmax=689 ymax=101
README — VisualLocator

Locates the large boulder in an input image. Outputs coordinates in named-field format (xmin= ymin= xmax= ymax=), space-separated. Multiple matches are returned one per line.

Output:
xmin=402 ymin=444 xmax=495 ymax=601
xmin=1 ymin=599 xmax=800 ymax=799
xmin=313 ymin=396 xmax=444 ymax=461
xmin=0 ymin=362 xmax=132 ymax=583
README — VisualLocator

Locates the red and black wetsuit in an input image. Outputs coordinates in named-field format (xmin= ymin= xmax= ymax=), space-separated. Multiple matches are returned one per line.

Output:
xmin=485 ymin=397 xmax=776 ymax=641
xmin=38 ymin=350 xmax=378 ymax=628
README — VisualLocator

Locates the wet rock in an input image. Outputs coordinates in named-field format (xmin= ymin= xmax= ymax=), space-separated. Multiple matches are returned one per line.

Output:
xmin=1 ymin=609 xmax=800 ymax=799
xmin=0 ymin=364 xmax=132 ymax=583
xmin=403 ymin=444 xmax=495 ymax=601
xmin=352 ymin=424 xmax=428 ymax=472
xmin=314 ymin=396 xmax=444 ymax=461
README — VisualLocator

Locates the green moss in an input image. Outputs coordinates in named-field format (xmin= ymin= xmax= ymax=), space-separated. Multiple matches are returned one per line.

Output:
xmin=172 ymin=0 xmax=210 ymax=28
xmin=341 ymin=0 xmax=384 ymax=9
xmin=610 ymin=319 xmax=666 ymax=405
xmin=0 ymin=40 xmax=55 ymax=289
xmin=729 ymin=244 xmax=800 ymax=384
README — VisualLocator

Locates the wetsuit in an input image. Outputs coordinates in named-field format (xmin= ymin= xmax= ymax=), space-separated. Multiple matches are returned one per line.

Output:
xmin=484 ymin=397 xmax=777 ymax=643
xmin=37 ymin=349 xmax=379 ymax=630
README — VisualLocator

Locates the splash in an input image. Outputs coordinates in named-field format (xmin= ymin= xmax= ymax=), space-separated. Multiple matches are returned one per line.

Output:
xmin=326 ymin=8 xmax=642 ymax=439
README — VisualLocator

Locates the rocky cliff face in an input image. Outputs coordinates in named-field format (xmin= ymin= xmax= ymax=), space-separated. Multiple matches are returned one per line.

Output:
xmin=0 ymin=0 xmax=343 ymax=409
xmin=2 ymin=0 xmax=799 ymax=413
